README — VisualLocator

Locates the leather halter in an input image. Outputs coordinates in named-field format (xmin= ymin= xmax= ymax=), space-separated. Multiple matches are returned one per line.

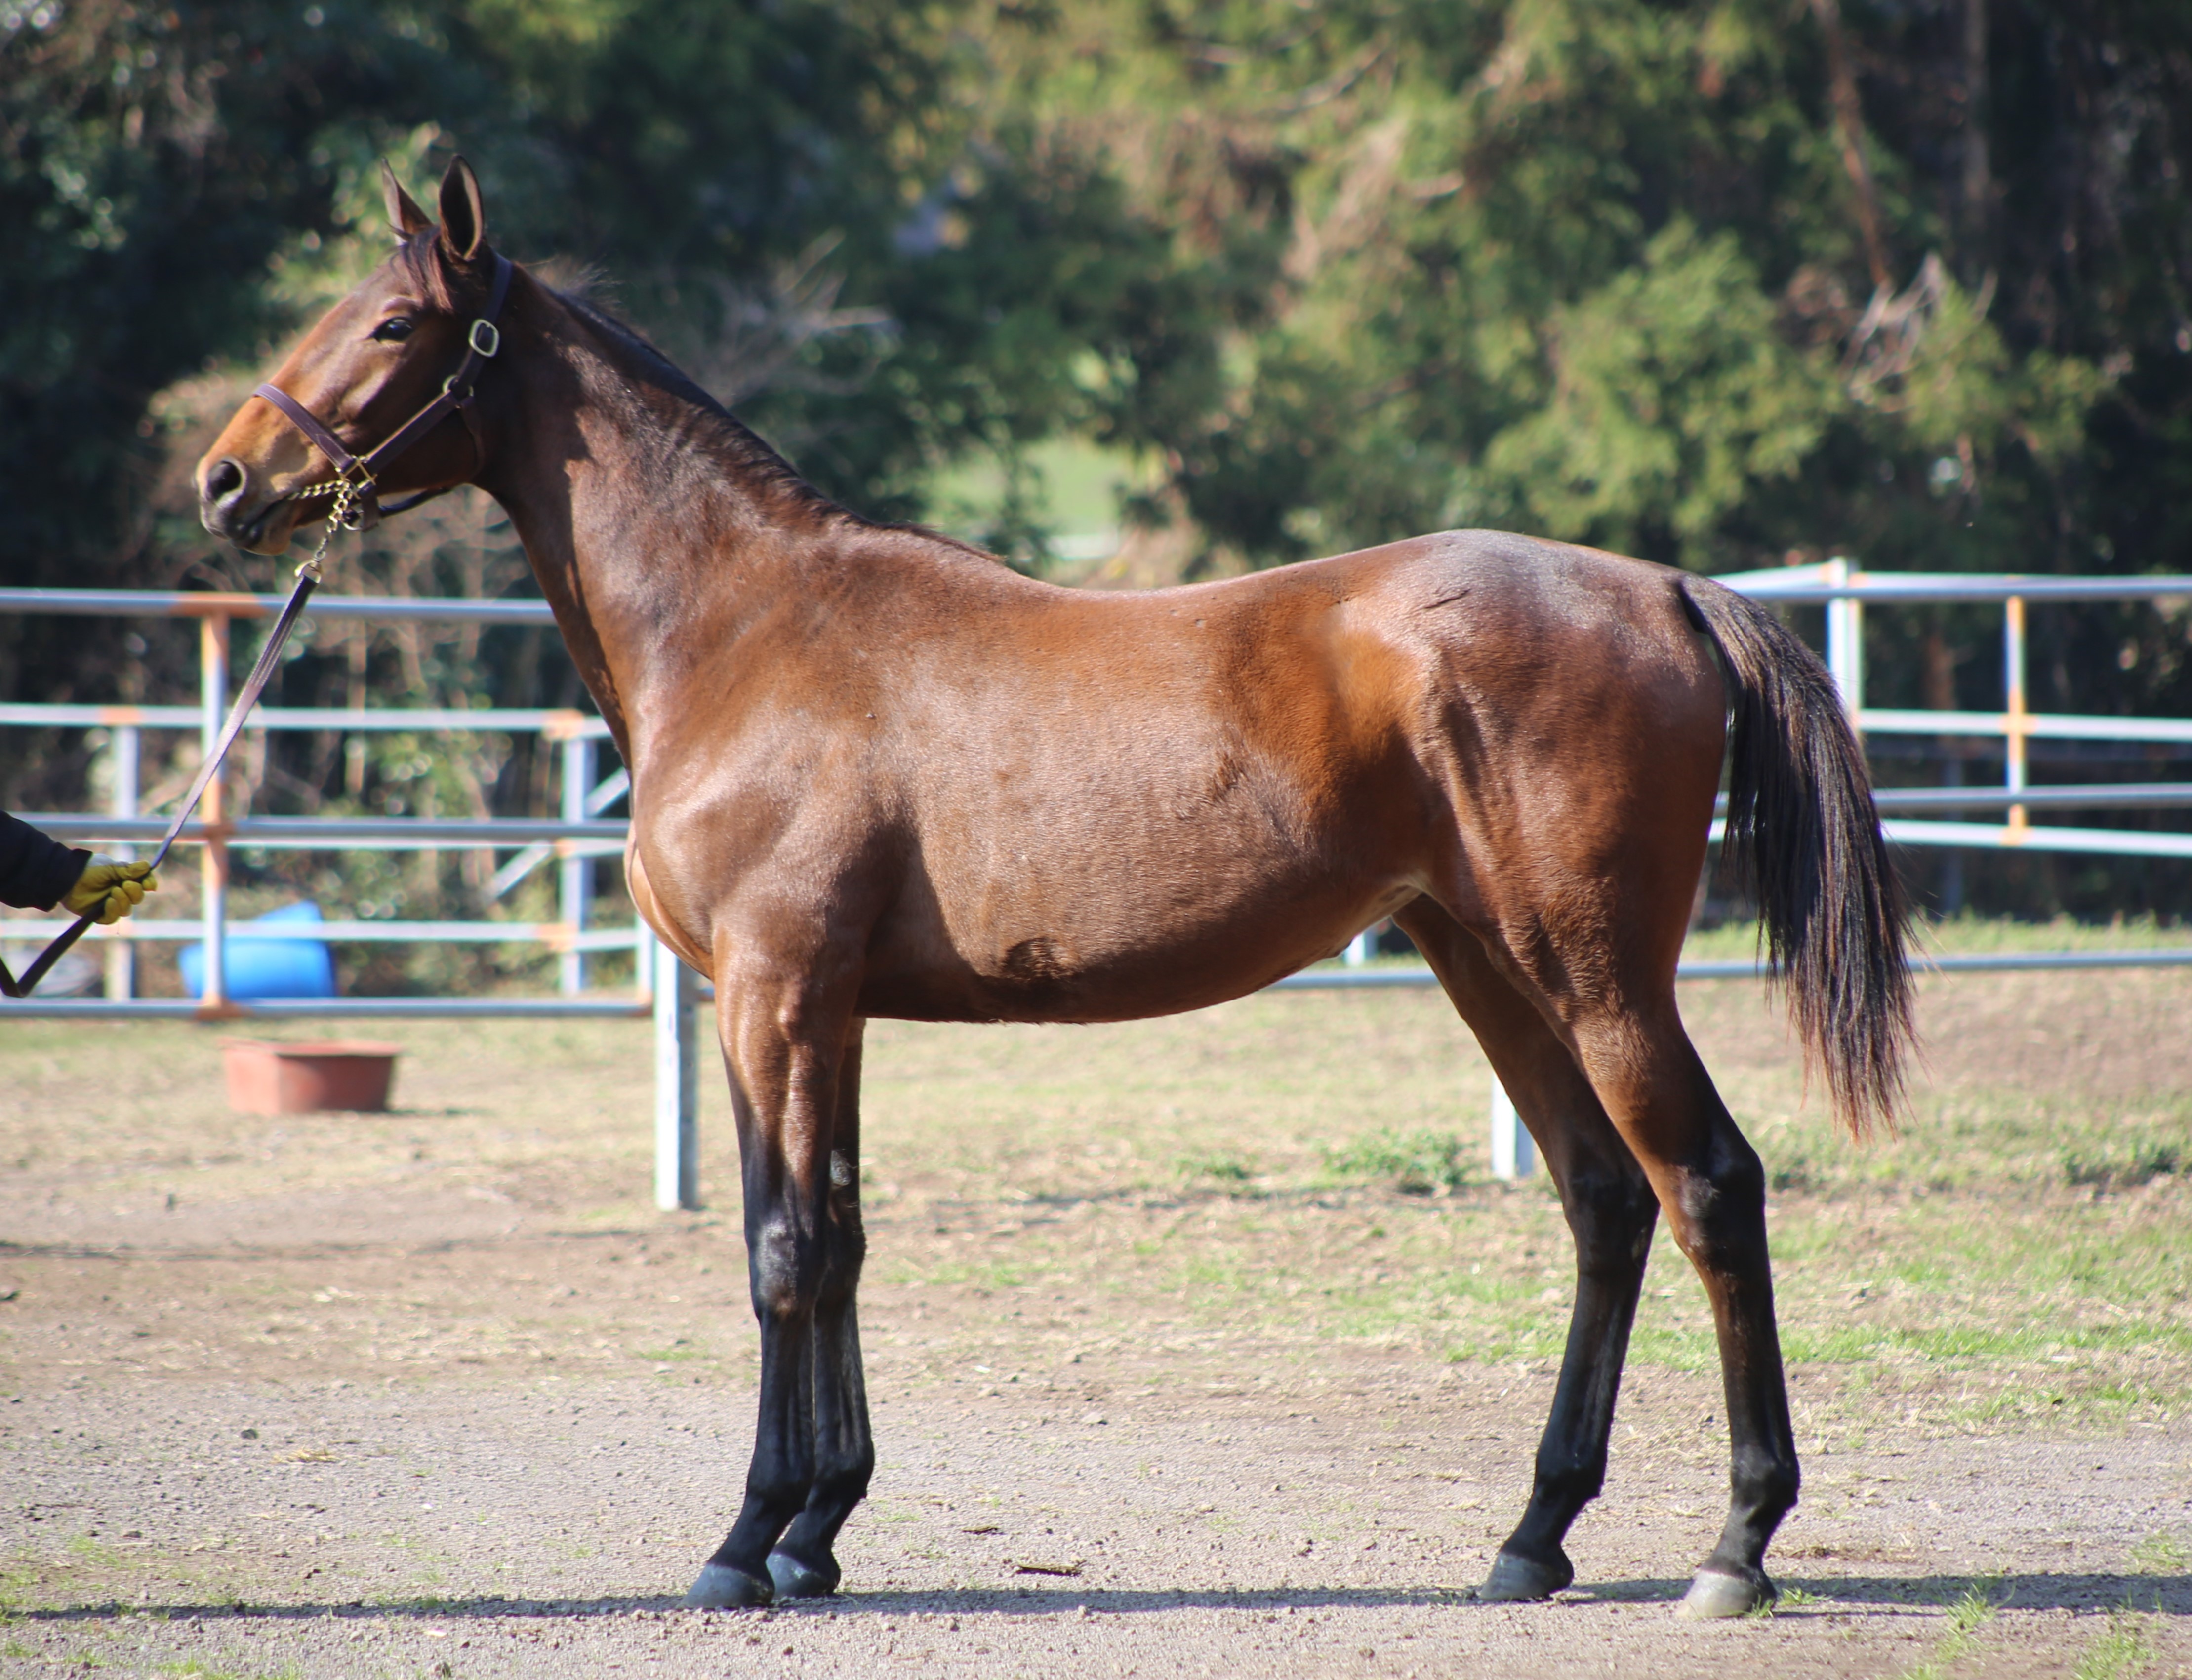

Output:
xmin=252 ymin=251 xmax=514 ymax=530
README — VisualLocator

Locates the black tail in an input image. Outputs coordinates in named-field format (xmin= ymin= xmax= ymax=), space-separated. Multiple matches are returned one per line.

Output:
xmin=1680 ymin=574 xmax=1913 ymax=1136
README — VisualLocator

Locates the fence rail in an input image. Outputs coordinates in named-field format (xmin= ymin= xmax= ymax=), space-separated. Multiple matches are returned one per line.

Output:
xmin=3 ymin=572 xmax=2190 ymax=1198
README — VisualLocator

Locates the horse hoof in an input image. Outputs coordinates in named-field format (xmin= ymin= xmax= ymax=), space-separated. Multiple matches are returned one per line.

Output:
xmin=1677 ymin=1565 xmax=1774 ymax=1619
xmin=768 ymin=1549 xmax=841 ymax=1599
xmin=683 ymin=1563 xmax=773 ymax=1609
xmin=1477 ymin=1548 xmax=1575 ymax=1601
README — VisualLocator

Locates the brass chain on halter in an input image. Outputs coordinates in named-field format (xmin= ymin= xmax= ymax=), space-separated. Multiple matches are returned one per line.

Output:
xmin=297 ymin=476 xmax=362 ymax=585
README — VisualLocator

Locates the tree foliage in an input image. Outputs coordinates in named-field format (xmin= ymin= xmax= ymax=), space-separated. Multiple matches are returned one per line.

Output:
xmin=979 ymin=0 xmax=2191 ymax=601
xmin=6 ymin=0 xmax=2192 ymax=925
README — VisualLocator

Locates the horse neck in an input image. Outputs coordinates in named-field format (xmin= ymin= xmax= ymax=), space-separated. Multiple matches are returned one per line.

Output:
xmin=476 ymin=276 xmax=839 ymax=768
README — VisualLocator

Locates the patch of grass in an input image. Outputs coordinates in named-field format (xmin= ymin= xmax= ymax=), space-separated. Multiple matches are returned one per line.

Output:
xmin=2128 ymin=1532 xmax=2190 ymax=1573
xmin=0 ymin=1559 xmax=41 ymax=1613
xmin=2073 ymin=1609 xmax=2157 ymax=1680
xmin=63 ymin=1535 xmax=122 ymax=1569
xmin=10 ymin=951 xmax=2192 ymax=1457
xmin=2064 ymin=1141 xmax=2182 ymax=1193
xmin=1321 ymin=1129 xmax=1471 ymax=1196
xmin=1176 ymin=1151 xmax=1254 ymax=1187
xmin=1748 ymin=1582 xmax=1822 ymax=1618
xmin=635 ymin=1337 xmax=709 ymax=1364
xmin=1900 ymin=1580 xmax=2001 ymax=1680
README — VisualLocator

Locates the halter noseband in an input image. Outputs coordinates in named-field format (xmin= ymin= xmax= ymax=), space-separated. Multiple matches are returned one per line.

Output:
xmin=251 ymin=251 xmax=515 ymax=531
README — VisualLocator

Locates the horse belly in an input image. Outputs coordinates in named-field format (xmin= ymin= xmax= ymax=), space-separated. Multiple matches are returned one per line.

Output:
xmin=857 ymin=803 xmax=1420 ymax=1024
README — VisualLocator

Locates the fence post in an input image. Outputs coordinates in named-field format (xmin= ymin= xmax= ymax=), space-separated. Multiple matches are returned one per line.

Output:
xmin=200 ymin=617 xmax=229 ymax=1010
xmin=2004 ymin=594 xmax=2028 ymax=839
xmin=653 ymin=933 xmax=701 ymax=1211
xmin=105 ymin=724 xmax=139 ymax=1000
xmin=559 ymin=733 xmax=594 ymax=995
xmin=1824 ymin=555 xmax=1864 ymax=726
xmin=1490 ymin=1076 xmax=1534 ymax=1179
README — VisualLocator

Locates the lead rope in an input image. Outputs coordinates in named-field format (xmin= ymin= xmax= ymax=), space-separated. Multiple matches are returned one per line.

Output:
xmin=0 ymin=507 xmax=343 ymax=1000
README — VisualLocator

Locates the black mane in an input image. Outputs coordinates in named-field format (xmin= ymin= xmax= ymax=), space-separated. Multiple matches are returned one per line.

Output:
xmin=555 ymin=289 xmax=847 ymax=520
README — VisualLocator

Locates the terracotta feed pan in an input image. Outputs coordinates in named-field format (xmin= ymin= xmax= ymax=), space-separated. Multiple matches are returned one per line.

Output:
xmin=222 ymin=1040 xmax=401 ymax=1116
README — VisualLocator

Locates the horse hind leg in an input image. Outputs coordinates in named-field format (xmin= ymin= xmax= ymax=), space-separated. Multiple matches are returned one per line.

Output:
xmin=1561 ymin=993 xmax=1798 ymax=1616
xmin=1393 ymin=901 xmax=1660 ymax=1603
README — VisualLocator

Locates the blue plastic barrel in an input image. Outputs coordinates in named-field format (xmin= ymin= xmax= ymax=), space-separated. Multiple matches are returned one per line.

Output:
xmin=180 ymin=900 xmax=338 ymax=1000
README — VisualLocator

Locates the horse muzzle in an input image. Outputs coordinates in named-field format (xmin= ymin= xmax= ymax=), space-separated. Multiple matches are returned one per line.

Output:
xmin=198 ymin=457 xmax=328 ymax=555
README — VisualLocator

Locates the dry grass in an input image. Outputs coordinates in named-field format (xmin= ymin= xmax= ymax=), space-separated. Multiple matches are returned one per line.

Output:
xmin=1 ymin=959 xmax=2186 ymax=1439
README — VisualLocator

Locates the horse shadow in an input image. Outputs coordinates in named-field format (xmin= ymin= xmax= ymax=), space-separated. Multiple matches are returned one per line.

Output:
xmin=19 ymin=1572 xmax=2189 ymax=1623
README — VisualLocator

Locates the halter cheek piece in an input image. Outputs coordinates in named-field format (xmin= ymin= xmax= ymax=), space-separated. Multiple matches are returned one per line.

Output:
xmin=251 ymin=252 xmax=515 ymax=531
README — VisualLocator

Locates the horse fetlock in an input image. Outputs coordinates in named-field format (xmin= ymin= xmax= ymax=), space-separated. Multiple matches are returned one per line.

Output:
xmin=1529 ymin=1452 xmax=1608 ymax=1512
xmin=1730 ymin=1440 xmax=1800 ymax=1509
xmin=811 ymin=1450 xmax=876 ymax=1506
xmin=740 ymin=1472 xmax=815 ymax=1518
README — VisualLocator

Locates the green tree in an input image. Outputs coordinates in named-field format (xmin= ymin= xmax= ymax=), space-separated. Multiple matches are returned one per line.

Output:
xmin=987 ymin=0 xmax=2185 ymax=597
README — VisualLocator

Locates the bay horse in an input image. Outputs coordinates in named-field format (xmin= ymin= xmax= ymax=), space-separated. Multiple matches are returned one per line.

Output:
xmin=198 ymin=159 xmax=1911 ymax=1617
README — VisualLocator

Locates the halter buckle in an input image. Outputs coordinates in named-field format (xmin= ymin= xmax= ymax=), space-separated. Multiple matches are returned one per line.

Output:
xmin=468 ymin=319 xmax=501 ymax=358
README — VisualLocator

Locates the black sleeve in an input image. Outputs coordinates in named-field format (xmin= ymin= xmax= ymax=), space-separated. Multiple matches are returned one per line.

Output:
xmin=0 ymin=811 xmax=90 ymax=912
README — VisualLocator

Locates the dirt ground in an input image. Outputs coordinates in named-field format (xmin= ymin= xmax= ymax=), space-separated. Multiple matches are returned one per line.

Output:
xmin=1 ymin=969 xmax=2189 ymax=1678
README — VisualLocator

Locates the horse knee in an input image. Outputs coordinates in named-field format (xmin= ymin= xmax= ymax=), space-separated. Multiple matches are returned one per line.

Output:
xmin=751 ymin=1207 xmax=869 ymax=1320
xmin=819 ymin=1204 xmax=867 ymax=1297
xmin=748 ymin=1220 xmax=822 ymax=1320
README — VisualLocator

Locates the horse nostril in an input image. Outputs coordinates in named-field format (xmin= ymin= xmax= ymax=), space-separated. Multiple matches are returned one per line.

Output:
xmin=203 ymin=457 xmax=246 ymax=506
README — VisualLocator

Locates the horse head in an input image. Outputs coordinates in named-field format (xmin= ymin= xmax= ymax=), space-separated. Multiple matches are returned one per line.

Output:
xmin=198 ymin=157 xmax=506 ymax=555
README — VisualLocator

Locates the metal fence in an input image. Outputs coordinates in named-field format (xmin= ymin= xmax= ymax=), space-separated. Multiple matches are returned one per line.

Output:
xmin=0 ymin=587 xmax=635 ymax=1013
xmin=1 ymin=569 xmax=2189 ymax=1199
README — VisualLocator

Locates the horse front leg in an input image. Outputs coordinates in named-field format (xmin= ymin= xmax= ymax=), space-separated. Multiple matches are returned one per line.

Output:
xmin=768 ymin=1018 xmax=875 ymax=1598
xmin=685 ymin=981 xmax=861 ymax=1609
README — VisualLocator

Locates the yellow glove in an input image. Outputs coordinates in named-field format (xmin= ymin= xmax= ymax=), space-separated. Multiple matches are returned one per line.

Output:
xmin=63 ymin=856 xmax=158 ymax=925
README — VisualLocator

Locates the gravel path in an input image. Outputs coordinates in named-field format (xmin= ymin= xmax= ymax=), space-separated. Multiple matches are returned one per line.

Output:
xmin=5 ymin=1353 xmax=2187 ymax=1677
xmin=3 ymin=981 xmax=2189 ymax=1678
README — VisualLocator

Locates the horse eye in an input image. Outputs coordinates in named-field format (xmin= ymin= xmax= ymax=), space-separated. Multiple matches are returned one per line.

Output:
xmin=371 ymin=317 xmax=415 ymax=343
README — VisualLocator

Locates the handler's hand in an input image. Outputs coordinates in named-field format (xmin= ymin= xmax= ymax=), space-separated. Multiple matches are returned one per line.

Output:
xmin=63 ymin=857 xmax=158 ymax=925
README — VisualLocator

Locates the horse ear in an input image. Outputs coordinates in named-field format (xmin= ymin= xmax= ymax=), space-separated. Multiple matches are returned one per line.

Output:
xmin=436 ymin=156 xmax=488 ymax=264
xmin=381 ymin=160 xmax=430 ymax=239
